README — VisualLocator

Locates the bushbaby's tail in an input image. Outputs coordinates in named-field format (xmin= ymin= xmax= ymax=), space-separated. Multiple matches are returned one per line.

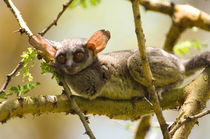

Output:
xmin=184 ymin=52 xmax=210 ymax=74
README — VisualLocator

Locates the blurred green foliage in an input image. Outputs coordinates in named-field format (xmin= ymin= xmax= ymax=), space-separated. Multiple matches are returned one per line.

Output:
xmin=173 ymin=40 xmax=207 ymax=56
xmin=70 ymin=0 xmax=101 ymax=8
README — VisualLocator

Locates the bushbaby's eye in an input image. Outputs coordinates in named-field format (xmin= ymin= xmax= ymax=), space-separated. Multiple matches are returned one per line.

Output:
xmin=73 ymin=51 xmax=85 ymax=63
xmin=57 ymin=54 xmax=67 ymax=64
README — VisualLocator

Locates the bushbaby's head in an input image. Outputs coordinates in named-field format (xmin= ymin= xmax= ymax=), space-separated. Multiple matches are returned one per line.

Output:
xmin=54 ymin=30 xmax=110 ymax=75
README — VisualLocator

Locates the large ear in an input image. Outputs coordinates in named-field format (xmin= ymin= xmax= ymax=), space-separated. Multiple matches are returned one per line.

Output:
xmin=86 ymin=30 xmax=111 ymax=55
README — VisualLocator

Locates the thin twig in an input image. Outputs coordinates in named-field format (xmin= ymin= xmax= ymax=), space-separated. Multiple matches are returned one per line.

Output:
xmin=169 ymin=110 xmax=210 ymax=136
xmin=0 ymin=59 xmax=24 ymax=93
xmin=3 ymin=0 xmax=32 ymax=36
xmin=131 ymin=0 xmax=170 ymax=138
xmin=2 ymin=0 xmax=32 ymax=93
xmin=39 ymin=0 xmax=74 ymax=36
xmin=61 ymin=77 xmax=96 ymax=139
xmin=3 ymin=0 xmax=95 ymax=138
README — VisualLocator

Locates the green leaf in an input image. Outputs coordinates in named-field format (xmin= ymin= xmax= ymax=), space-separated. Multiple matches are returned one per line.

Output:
xmin=90 ymin=0 xmax=100 ymax=6
xmin=40 ymin=60 xmax=60 ymax=83
xmin=69 ymin=0 xmax=101 ymax=9
xmin=10 ymin=86 xmax=19 ymax=93
xmin=3 ymin=48 xmax=40 ymax=99
xmin=0 ymin=92 xmax=7 ymax=99
xmin=40 ymin=60 xmax=52 ymax=75
xmin=9 ymin=82 xmax=40 ymax=97
xmin=125 ymin=123 xmax=132 ymax=130
xmin=81 ymin=0 xmax=87 ymax=8
xmin=69 ymin=0 xmax=80 ymax=8
xmin=19 ymin=48 xmax=38 ymax=82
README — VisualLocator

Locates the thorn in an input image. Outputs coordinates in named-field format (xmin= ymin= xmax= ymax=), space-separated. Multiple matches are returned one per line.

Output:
xmin=14 ymin=28 xmax=25 ymax=35
xmin=63 ymin=4 xmax=67 ymax=9
xmin=83 ymin=110 xmax=88 ymax=115
xmin=62 ymin=90 xmax=66 ymax=95
xmin=170 ymin=2 xmax=175 ymax=16
xmin=69 ymin=109 xmax=76 ymax=115
xmin=59 ymin=82 xmax=63 ymax=86
xmin=1 ymin=119 xmax=7 ymax=124
xmin=83 ymin=131 xmax=89 ymax=135
xmin=196 ymin=121 xmax=199 ymax=126
xmin=85 ymin=116 xmax=90 ymax=123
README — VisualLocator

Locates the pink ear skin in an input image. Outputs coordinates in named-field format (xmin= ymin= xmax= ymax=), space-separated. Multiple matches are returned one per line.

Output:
xmin=86 ymin=30 xmax=111 ymax=55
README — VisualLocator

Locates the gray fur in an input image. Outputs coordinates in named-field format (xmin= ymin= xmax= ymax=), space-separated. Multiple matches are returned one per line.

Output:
xmin=51 ymin=39 xmax=210 ymax=100
xmin=54 ymin=38 xmax=95 ymax=75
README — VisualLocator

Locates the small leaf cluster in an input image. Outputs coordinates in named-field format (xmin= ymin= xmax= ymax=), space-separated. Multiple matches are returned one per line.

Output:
xmin=40 ymin=60 xmax=60 ymax=84
xmin=19 ymin=48 xmax=37 ymax=82
xmin=10 ymin=82 xmax=40 ymax=97
xmin=0 ymin=48 xmax=40 ymax=99
xmin=173 ymin=40 xmax=207 ymax=56
xmin=70 ymin=0 xmax=101 ymax=8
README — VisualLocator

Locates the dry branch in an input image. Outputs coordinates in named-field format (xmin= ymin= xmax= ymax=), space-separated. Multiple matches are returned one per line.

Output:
xmin=140 ymin=0 xmax=210 ymax=52
xmin=1 ymin=0 xmax=34 ymax=93
xmin=169 ymin=68 xmax=210 ymax=138
xmin=3 ymin=0 xmax=95 ymax=138
xmin=0 ymin=59 xmax=24 ymax=94
xmin=39 ymin=0 xmax=74 ymax=36
xmin=3 ymin=0 xmax=32 ymax=36
xmin=61 ymin=77 xmax=96 ymax=139
xmin=169 ymin=109 xmax=210 ymax=136
xmin=135 ymin=115 xmax=151 ymax=139
xmin=0 ymin=87 xmax=185 ymax=123
xmin=131 ymin=0 xmax=170 ymax=138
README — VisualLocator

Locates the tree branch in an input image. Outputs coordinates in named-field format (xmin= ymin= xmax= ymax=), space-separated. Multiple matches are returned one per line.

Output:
xmin=163 ymin=23 xmax=185 ymax=53
xmin=3 ymin=0 xmax=95 ymax=138
xmin=131 ymin=0 xmax=170 ymax=138
xmin=1 ymin=0 xmax=34 ymax=93
xmin=169 ymin=68 xmax=210 ymax=139
xmin=0 ymin=59 xmax=24 ymax=94
xmin=140 ymin=0 xmax=174 ymax=15
xmin=3 ymin=0 xmax=32 ymax=36
xmin=139 ymin=0 xmax=210 ymax=52
xmin=135 ymin=115 xmax=151 ymax=139
xmin=39 ymin=0 xmax=74 ymax=36
xmin=169 ymin=109 xmax=210 ymax=136
xmin=0 ymin=87 xmax=184 ymax=123
xmin=61 ymin=77 xmax=96 ymax=139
